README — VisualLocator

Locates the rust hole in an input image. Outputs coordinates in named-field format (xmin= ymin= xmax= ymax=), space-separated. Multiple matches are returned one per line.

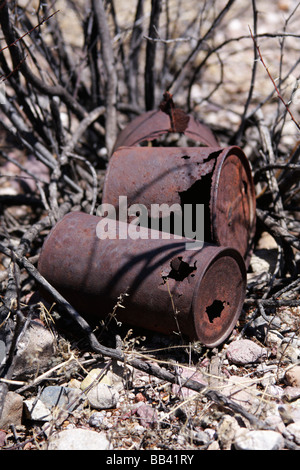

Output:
xmin=179 ymin=176 xmax=212 ymax=240
xmin=161 ymin=256 xmax=197 ymax=283
xmin=205 ymin=300 xmax=227 ymax=323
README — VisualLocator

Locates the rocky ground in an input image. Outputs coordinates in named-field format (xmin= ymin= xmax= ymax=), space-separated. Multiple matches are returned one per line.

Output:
xmin=0 ymin=0 xmax=300 ymax=451
xmin=0 ymin=301 xmax=300 ymax=450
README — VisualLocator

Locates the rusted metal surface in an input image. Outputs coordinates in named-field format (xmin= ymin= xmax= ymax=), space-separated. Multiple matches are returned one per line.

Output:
xmin=112 ymin=109 xmax=219 ymax=152
xmin=102 ymin=146 xmax=256 ymax=265
xmin=38 ymin=212 xmax=246 ymax=348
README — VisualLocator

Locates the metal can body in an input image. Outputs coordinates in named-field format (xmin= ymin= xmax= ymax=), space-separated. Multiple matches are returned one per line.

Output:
xmin=102 ymin=145 xmax=256 ymax=264
xmin=38 ymin=212 xmax=246 ymax=347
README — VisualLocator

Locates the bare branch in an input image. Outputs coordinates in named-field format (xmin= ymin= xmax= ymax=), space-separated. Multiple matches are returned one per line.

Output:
xmin=249 ymin=26 xmax=300 ymax=132
xmin=92 ymin=0 xmax=118 ymax=156
xmin=145 ymin=0 xmax=162 ymax=110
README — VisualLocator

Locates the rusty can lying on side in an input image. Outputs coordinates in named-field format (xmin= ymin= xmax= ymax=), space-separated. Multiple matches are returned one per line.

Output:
xmin=38 ymin=211 xmax=246 ymax=347
xmin=102 ymin=145 xmax=256 ymax=265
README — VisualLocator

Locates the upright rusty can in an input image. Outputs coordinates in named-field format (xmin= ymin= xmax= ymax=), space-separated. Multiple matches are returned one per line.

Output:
xmin=38 ymin=212 xmax=246 ymax=347
xmin=112 ymin=109 xmax=219 ymax=151
xmin=102 ymin=146 xmax=256 ymax=265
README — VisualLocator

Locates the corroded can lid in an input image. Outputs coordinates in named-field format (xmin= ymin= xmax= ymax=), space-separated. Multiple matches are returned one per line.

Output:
xmin=191 ymin=246 xmax=246 ymax=347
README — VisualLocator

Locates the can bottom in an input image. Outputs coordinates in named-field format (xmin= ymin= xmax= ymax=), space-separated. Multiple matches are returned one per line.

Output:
xmin=192 ymin=250 xmax=246 ymax=347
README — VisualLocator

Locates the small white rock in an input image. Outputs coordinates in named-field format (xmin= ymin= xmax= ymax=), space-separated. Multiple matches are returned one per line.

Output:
xmin=88 ymin=411 xmax=105 ymax=428
xmin=217 ymin=415 xmax=241 ymax=450
xmin=24 ymin=398 xmax=51 ymax=422
xmin=80 ymin=368 xmax=111 ymax=390
xmin=86 ymin=383 xmax=119 ymax=410
xmin=204 ymin=428 xmax=217 ymax=440
xmin=286 ymin=421 xmax=300 ymax=445
xmin=221 ymin=375 xmax=259 ymax=412
xmin=12 ymin=322 xmax=56 ymax=380
xmin=265 ymin=331 xmax=284 ymax=348
xmin=132 ymin=424 xmax=146 ymax=435
xmin=250 ymin=253 xmax=270 ymax=274
xmin=264 ymin=415 xmax=286 ymax=433
xmin=0 ymin=340 xmax=5 ymax=365
xmin=234 ymin=430 xmax=284 ymax=450
xmin=226 ymin=339 xmax=267 ymax=365
xmin=285 ymin=366 xmax=300 ymax=387
xmin=81 ymin=363 xmax=126 ymax=392
xmin=267 ymin=384 xmax=285 ymax=400
xmin=0 ymin=392 xmax=24 ymax=430
xmin=47 ymin=428 xmax=112 ymax=450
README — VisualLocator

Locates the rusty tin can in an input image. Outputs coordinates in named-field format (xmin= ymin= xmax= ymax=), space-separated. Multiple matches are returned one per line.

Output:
xmin=38 ymin=212 xmax=246 ymax=347
xmin=102 ymin=145 xmax=256 ymax=265
xmin=113 ymin=109 xmax=219 ymax=151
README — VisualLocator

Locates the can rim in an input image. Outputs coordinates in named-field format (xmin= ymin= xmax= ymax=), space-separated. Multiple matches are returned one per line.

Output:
xmin=191 ymin=246 xmax=246 ymax=347
xmin=210 ymin=146 xmax=256 ymax=266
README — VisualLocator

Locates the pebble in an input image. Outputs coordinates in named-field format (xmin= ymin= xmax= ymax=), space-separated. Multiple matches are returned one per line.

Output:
xmin=0 ymin=340 xmax=5 ymax=365
xmin=80 ymin=368 xmax=111 ymax=390
xmin=193 ymin=430 xmax=211 ymax=446
xmin=250 ymin=253 xmax=271 ymax=274
xmin=277 ymin=344 xmax=299 ymax=364
xmin=68 ymin=378 xmax=81 ymax=389
xmin=132 ymin=424 xmax=146 ymax=435
xmin=221 ymin=375 xmax=259 ymax=412
xmin=234 ymin=430 xmax=285 ymax=450
xmin=0 ymin=392 xmax=23 ymax=430
xmin=134 ymin=392 xmax=147 ymax=403
xmin=39 ymin=385 xmax=83 ymax=412
xmin=226 ymin=339 xmax=267 ymax=365
xmin=46 ymin=428 xmax=112 ymax=450
xmin=256 ymin=363 xmax=278 ymax=386
xmin=279 ymin=401 xmax=300 ymax=423
xmin=190 ymin=84 xmax=202 ymax=104
xmin=177 ymin=432 xmax=186 ymax=446
xmin=282 ymin=335 xmax=300 ymax=349
xmin=283 ymin=386 xmax=300 ymax=401
xmin=80 ymin=364 xmax=126 ymax=392
xmin=217 ymin=415 xmax=241 ymax=450
xmin=267 ymin=384 xmax=285 ymax=400
xmin=135 ymin=404 xmax=158 ymax=428
xmin=286 ymin=421 xmax=300 ymax=445
xmin=285 ymin=366 xmax=300 ymax=387
xmin=0 ymin=430 xmax=6 ymax=447
xmin=11 ymin=321 xmax=56 ymax=380
xmin=86 ymin=383 xmax=119 ymax=410
xmin=207 ymin=440 xmax=220 ymax=450
xmin=88 ymin=411 xmax=105 ymax=428
xmin=265 ymin=330 xmax=284 ymax=348
xmin=204 ymin=428 xmax=217 ymax=440
xmin=264 ymin=415 xmax=286 ymax=433
xmin=24 ymin=398 xmax=51 ymax=422
xmin=172 ymin=367 xmax=207 ymax=399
